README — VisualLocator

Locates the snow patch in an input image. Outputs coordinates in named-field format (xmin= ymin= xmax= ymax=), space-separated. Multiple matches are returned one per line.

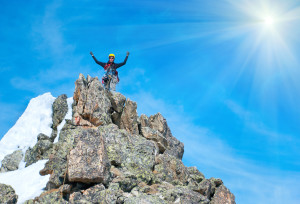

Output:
xmin=0 ymin=160 xmax=50 ymax=204
xmin=0 ymin=93 xmax=55 ymax=161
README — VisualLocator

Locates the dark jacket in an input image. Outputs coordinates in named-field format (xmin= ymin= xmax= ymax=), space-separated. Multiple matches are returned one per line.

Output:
xmin=92 ymin=55 xmax=128 ymax=76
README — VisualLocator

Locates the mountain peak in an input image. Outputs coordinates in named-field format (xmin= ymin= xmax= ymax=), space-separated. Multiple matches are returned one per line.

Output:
xmin=0 ymin=74 xmax=235 ymax=204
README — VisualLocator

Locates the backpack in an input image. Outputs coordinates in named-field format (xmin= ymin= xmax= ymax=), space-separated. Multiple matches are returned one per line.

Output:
xmin=102 ymin=64 xmax=119 ymax=84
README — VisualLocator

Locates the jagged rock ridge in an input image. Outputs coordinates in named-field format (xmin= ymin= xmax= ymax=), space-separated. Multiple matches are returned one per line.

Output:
xmin=1 ymin=74 xmax=235 ymax=204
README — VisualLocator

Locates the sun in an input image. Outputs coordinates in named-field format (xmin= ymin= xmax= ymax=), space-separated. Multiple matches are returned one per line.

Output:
xmin=264 ymin=16 xmax=275 ymax=26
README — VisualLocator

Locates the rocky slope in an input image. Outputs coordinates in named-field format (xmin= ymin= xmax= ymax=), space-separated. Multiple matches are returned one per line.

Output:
xmin=0 ymin=74 xmax=235 ymax=204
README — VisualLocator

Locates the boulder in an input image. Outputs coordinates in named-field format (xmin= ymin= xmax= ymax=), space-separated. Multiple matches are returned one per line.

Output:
xmin=120 ymin=99 xmax=139 ymax=135
xmin=0 ymin=150 xmax=23 ymax=172
xmin=72 ymin=74 xmax=112 ymax=127
xmin=31 ymin=189 xmax=68 ymax=204
xmin=148 ymin=113 xmax=171 ymax=137
xmin=210 ymin=184 xmax=236 ymax=204
xmin=107 ymin=91 xmax=126 ymax=113
xmin=139 ymin=114 xmax=150 ymax=128
xmin=142 ymin=113 xmax=184 ymax=160
xmin=0 ymin=183 xmax=18 ymax=204
xmin=100 ymin=124 xmax=157 ymax=184
xmin=67 ymin=128 xmax=111 ymax=184
xmin=50 ymin=94 xmax=68 ymax=141
xmin=25 ymin=135 xmax=53 ymax=167
xmin=69 ymin=183 xmax=123 ymax=204
xmin=124 ymin=194 xmax=167 ymax=204
xmin=162 ymin=186 xmax=209 ymax=204
xmin=140 ymin=127 xmax=167 ymax=153
xmin=186 ymin=166 xmax=205 ymax=184
xmin=52 ymin=94 xmax=68 ymax=129
xmin=37 ymin=133 xmax=50 ymax=141
xmin=154 ymin=153 xmax=189 ymax=185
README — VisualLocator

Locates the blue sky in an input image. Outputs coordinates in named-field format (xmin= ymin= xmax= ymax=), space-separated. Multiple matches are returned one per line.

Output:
xmin=1 ymin=0 xmax=300 ymax=203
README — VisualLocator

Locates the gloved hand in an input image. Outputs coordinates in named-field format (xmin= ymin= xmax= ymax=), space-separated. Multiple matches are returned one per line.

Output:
xmin=126 ymin=51 xmax=130 ymax=56
xmin=90 ymin=51 xmax=94 ymax=56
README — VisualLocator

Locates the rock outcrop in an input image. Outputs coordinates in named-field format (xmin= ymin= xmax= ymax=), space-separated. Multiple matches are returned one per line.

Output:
xmin=22 ymin=74 xmax=235 ymax=203
xmin=0 ymin=183 xmax=18 ymax=204
xmin=0 ymin=150 xmax=23 ymax=172
xmin=72 ymin=74 xmax=112 ymax=127
xmin=25 ymin=133 xmax=53 ymax=167
xmin=67 ymin=128 xmax=111 ymax=184
xmin=50 ymin=94 xmax=68 ymax=141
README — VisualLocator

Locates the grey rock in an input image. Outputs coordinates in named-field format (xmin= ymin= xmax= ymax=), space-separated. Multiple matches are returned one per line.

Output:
xmin=32 ymin=189 xmax=68 ymax=204
xmin=162 ymin=186 xmax=209 ymax=204
xmin=69 ymin=183 xmax=122 ymax=204
xmin=52 ymin=94 xmax=68 ymax=130
xmin=197 ymin=179 xmax=213 ymax=199
xmin=0 ymin=150 xmax=23 ymax=172
xmin=187 ymin=177 xmax=224 ymax=200
xmin=187 ymin=166 xmax=205 ymax=183
xmin=37 ymin=133 xmax=51 ymax=141
xmin=154 ymin=153 xmax=189 ymax=185
xmin=100 ymin=124 xmax=157 ymax=184
xmin=120 ymin=99 xmax=139 ymax=135
xmin=59 ymin=184 xmax=73 ymax=194
xmin=139 ymin=114 xmax=150 ymax=129
xmin=108 ymin=91 xmax=126 ymax=113
xmin=25 ymin=137 xmax=53 ymax=167
xmin=210 ymin=177 xmax=223 ymax=187
xmin=0 ymin=183 xmax=18 ymax=204
xmin=72 ymin=74 xmax=112 ymax=127
xmin=140 ymin=127 xmax=168 ymax=153
xmin=146 ymin=113 xmax=184 ymax=160
xmin=67 ymin=128 xmax=111 ymax=184
xmin=164 ymin=136 xmax=184 ymax=161
xmin=148 ymin=113 xmax=171 ymax=137
xmin=210 ymin=184 xmax=236 ymax=204
xmin=39 ymin=123 xmax=78 ymax=189
xmin=124 ymin=194 xmax=167 ymax=204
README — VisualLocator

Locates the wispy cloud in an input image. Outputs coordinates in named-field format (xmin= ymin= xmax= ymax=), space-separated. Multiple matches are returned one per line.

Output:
xmin=225 ymin=99 xmax=292 ymax=140
xmin=126 ymin=90 xmax=300 ymax=204
xmin=10 ymin=1 xmax=90 ymax=95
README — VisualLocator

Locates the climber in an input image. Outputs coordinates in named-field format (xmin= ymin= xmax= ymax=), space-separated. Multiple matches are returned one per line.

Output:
xmin=90 ymin=51 xmax=129 ymax=91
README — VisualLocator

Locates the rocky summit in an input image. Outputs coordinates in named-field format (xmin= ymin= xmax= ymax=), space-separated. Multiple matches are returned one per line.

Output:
xmin=1 ymin=74 xmax=236 ymax=204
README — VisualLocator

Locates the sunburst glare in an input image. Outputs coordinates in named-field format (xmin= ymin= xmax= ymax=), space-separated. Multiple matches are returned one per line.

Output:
xmin=220 ymin=0 xmax=300 ymax=71
xmin=263 ymin=16 xmax=275 ymax=26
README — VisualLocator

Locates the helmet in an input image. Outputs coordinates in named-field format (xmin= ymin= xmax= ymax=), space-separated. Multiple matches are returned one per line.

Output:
xmin=109 ymin=54 xmax=115 ymax=58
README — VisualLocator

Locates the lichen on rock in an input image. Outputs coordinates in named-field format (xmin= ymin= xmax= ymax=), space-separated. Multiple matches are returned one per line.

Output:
xmin=0 ymin=150 xmax=23 ymax=173
xmin=0 ymin=183 xmax=18 ymax=204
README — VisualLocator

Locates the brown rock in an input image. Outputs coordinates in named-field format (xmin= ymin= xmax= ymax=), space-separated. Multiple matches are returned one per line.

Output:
xmin=107 ymin=91 xmax=126 ymax=113
xmin=148 ymin=113 xmax=184 ymax=160
xmin=210 ymin=184 xmax=236 ymax=204
xmin=67 ymin=128 xmax=111 ymax=184
xmin=120 ymin=98 xmax=139 ymax=135
xmin=139 ymin=114 xmax=150 ymax=128
xmin=72 ymin=74 xmax=112 ymax=127
xmin=140 ymin=127 xmax=167 ymax=153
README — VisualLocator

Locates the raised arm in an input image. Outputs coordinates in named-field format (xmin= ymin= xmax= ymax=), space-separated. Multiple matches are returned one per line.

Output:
xmin=116 ymin=51 xmax=130 ymax=69
xmin=90 ymin=51 xmax=106 ymax=68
